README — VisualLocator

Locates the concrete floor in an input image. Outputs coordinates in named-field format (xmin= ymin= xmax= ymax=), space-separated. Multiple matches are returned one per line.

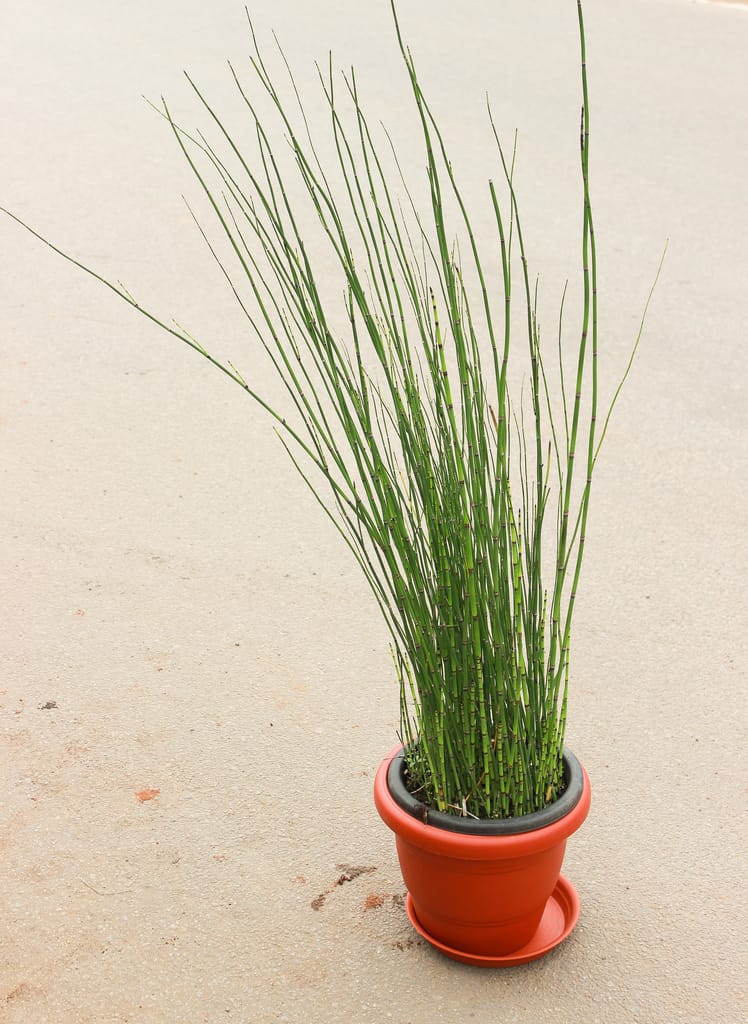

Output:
xmin=2 ymin=1 xmax=746 ymax=1021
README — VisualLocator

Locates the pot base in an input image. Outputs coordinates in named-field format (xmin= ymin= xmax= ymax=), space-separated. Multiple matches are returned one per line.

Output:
xmin=405 ymin=875 xmax=580 ymax=967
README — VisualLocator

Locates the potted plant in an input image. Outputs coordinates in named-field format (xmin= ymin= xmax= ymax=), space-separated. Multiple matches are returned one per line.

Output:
xmin=2 ymin=1 xmax=662 ymax=965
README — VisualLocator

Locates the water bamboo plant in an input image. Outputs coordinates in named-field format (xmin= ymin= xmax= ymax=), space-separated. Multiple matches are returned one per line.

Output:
xmin=3 ymin=1 xmax=662 ymax=820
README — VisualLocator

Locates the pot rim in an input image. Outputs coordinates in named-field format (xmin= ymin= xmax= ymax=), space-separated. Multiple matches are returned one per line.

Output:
xmin=388 ymin=746 xmax=584 ymax=835
xmin=374 ymin=745 xmax=591 ymax=859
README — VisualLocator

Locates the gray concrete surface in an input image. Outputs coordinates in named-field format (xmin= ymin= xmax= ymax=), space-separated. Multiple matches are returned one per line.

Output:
xmin=2 ymin=1 xmax=746 ymax=1021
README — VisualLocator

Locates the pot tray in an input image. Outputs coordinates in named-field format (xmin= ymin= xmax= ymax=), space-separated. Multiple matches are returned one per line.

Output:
xmin=405 ymin=875 xmax=581 ymax=967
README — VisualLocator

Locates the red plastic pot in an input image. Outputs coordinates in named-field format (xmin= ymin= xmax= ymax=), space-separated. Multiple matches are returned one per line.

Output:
xmin=374 ymin=746 xmax=591 ymax=966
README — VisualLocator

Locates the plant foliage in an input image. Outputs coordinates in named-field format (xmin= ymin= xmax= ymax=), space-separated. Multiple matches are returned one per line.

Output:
xmin=2 ymin=1 xmax=663 ymax=818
